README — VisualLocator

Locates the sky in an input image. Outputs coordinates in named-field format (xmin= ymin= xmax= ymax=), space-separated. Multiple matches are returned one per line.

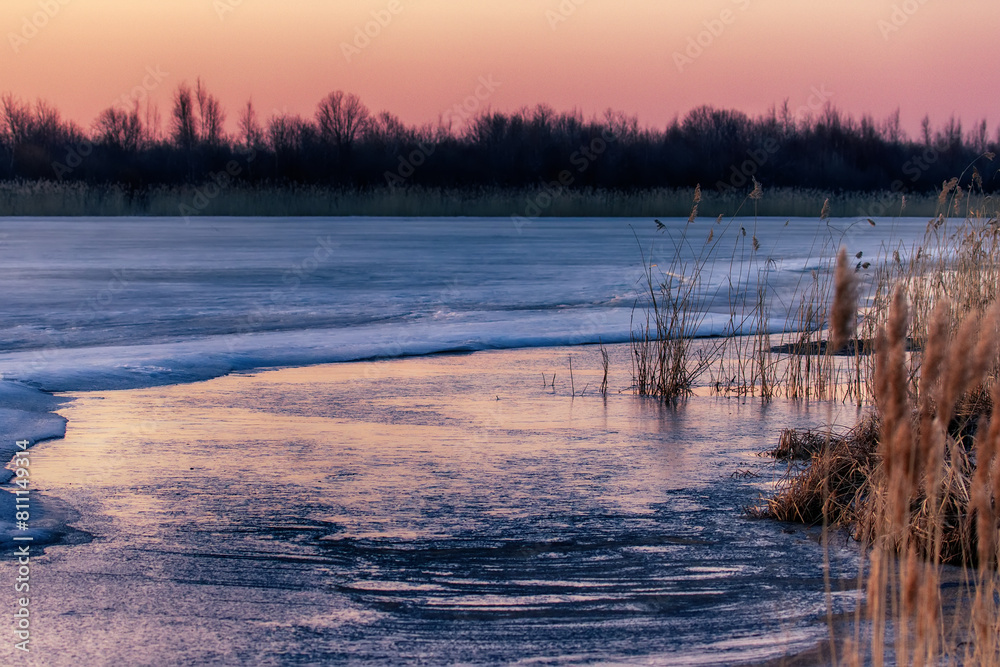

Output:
xmin=1 ymin=0 xmax=997 ymax=138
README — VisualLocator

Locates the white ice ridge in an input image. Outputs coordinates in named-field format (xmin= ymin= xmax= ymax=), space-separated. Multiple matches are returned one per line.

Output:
xmin=0 ymin=381 xmax=67 ymax=550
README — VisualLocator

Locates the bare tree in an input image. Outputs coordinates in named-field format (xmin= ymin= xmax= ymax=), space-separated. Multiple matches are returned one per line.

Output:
xmin=237 ymin=99 xmax=264 ymax=149
xmin=195 ymin=78 xmax=226 ymax=147
xmin=266 ymin=112 xmax=314 ymax=174
xmin=202 ymin=97 xmax=226 ymax=146
xmin=315 ymin=91 xmax=370 ymax=151
xmin=603 ymin=108 xmax=638 ymax=142
xmin=171 ymin=83 xmax=197 ymax=150
xmin=32 ymin=99 xmax=64 ymax=146
xmin=921 ymin=114 xmax=932 ymax=146
xmin=940 ymin=116 xmax=962 ymax=149
xmin=881 ymin=108 xmax=903 ymax=143
xmin=860 ymin=114 xmax=877 ymax=143
xmin=779 ymin=98 xmax=794 ymax=136
xmin=94 ymin=106 xmax=143 ymax=153
xmin=1 ymin=94 xmax=34 ymax=146
xmin=365 ymin=110 xmax=409 ymax=147
xmin=819 ymin=102 xmax=843 ymax=132
xmin=143 ymin=100 xmax=163 ymax=145
xmin=267 ymin=113 xmax=310 ymax=155
xmin=970 ymin=119 xmax=988 ymax=153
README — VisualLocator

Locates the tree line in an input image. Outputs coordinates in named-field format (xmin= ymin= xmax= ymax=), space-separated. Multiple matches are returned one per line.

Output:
xmin=1 ymin=79 xmax=997 ymax=194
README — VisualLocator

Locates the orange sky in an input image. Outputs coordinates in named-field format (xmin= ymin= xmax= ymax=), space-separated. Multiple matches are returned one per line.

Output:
xmin=2 ymin=0 xmax=997 ymax=138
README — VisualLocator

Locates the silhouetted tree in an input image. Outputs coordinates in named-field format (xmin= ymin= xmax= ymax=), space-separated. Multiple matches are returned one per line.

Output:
xmin=882 ymin=108 xmax=903 ymax=144
xmin=171 ymin=83 xmax=197 ymax=150
xmin=94 ymin=106 xmax=143 ymax=153
xmin=366 ymin=111 xmax=409 ymax=147
xmin=316 ymin=91 xmax=370 ymax=153
xmin=0 ymin=85 xmax=995 ymax=195
xmin=195 ymin=78 xmax=226 ymax=148
xmin=237 ymin=99 xmax=264 ymax=150
xmin=1 ymin=94 xmax=33 ymax=146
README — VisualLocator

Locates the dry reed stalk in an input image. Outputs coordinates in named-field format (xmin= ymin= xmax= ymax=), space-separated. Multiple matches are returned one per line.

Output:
xmin=877 ymin=287 xmax=913 ymax=535
xmin=973 ymin=382 xmax=1000 ymax=568
xmin=938 ymin=312 xmax=983 ymax=426
xmin=599 ymin=341 xmax=610 ymax=397
xmin=830 ymin=246 xmax=859 ymax=353
xmin=687 ymin=184 xmax=700 ymax=223
xmin=748 ymin=163 xmax=1000 ymax=663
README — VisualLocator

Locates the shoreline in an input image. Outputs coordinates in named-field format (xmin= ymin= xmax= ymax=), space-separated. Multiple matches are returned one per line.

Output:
xmin=1 ymin=331 xmax=868 ymax=554
xmin=0 ymin=381 xmax=73 ymax=551
xmin=0 ymin=183 xmax=937 ymax=219
xmin=12 ymin=347 xmax=866 ymax=664
xmin=0 ymin=186 xmax=988 ymax=661
xmin=19 ymin=343 xmax=985 ymax=663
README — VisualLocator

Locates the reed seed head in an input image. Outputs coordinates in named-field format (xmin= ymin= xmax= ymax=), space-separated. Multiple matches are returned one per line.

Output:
xmin=829 ymin=246 xmax=858 ymax=351
xmin=918 ymin=300 xmax=951 ymax=407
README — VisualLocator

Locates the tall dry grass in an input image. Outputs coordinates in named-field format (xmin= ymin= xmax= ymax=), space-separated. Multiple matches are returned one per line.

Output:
xmin=747 ymin=158 xmax=1000 ymax=664
xmin=780 ymin=277 xmax=1000 ymax=665
xmin=631 ymin=157 xmax=1000 ymax=662
xmin=631 ymin=185 xmax=869 ymax=402
xmin=633 ymin=155 xmax=1000 ymax=406
xmin=630 ymin=184 xmax=782 ymax=400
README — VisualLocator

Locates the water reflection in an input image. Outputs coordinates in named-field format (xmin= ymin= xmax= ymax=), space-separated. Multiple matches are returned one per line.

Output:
xmin=24 ymin=346 xmax=862 ymax=665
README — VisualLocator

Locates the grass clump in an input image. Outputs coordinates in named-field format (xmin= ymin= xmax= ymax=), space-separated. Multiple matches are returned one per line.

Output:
xmin=756 ymin=301 xmax=1000 ymax=664
xmin=631 ymin=181 xmax=786 ymax=401
xmin=754 ymin=414 xmax=880 ymax=527
xmin=631 ymin=159 xmax=1000 ymax=662
xmin=754 ymin=188 xmax=1000 ymax=661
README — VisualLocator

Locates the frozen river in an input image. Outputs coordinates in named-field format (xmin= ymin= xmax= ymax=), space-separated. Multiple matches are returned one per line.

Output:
xmin=0 ymin=215 xmax=933 ymax=663
xmin=15 ymin=348 xmax=864 ymax=665
xmin=0 ymin=215 xmax=929 ymax=391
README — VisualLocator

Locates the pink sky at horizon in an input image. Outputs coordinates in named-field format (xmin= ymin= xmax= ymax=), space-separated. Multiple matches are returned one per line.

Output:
xmin=1 ymin=0 xmax=996 ymax=140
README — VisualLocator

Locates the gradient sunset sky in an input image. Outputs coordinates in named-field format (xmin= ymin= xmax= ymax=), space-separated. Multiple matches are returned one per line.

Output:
xmin=3 ymin=0 xmax=997 ymax=137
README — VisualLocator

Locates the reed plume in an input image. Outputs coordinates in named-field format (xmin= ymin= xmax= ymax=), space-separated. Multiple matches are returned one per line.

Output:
xmin=829 ymin=246 xmax=858 ymax=352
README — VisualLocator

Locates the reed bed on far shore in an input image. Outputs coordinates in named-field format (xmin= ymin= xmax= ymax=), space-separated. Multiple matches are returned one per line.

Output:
xmin=0 ymin=178 xmax=942 ymax=218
